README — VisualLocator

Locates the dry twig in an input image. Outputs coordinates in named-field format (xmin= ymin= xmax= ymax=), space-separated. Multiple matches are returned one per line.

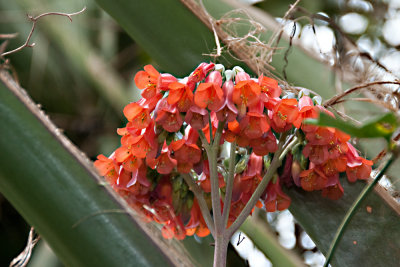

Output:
xmin=9 ymin=227 xmax=40 ymax=267
xmin=1 ymin=7 xmax=86 ymax=57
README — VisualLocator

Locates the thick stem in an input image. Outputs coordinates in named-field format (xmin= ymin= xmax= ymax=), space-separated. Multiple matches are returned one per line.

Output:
xmin=198 ymin=121 xmax=225 ymax=235
xmin=225 ymin=132 xmax=288 ymax=238
xmin=323 ymin=149 xmax=397 ymax=267
xmin=222 ymin=142 xmax=237 ymax=228
xmin=213 ymin=235 xmax=229 ymax=267
xmin=208 ymin=145 xmax=223 ymax=232
xmin=182 ymin=173 xmax=215 ymax=237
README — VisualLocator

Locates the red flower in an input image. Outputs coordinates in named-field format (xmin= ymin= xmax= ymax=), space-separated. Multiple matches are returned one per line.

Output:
xmin=194 ymin=71 xmax=224 ymax=110
xmin=346 ymin=143 xmax=373 ymax=182
xmin=123 ymin=100 xmax=151 ymax=129
xmin=146 ymin=143 xmax=177 ymax=174
xmin=250 ymin=131 xmax=278 ymax=156
xmin=322 ymin=182 xmax=344 ymax=200
xmin=167 ymin=82 xmax=194 ymax=112
xmin=134 ymin=65 xmax=160 ymax=99
xmin=169 ymin=139 xmax=201 ymax=173
xmin=239 ymin=102 xmax=270 ymax=139
xmin=299 ymin=166 xmax=328 ymax=191
xmin=184 ymin=105 xmax=208 ymax=130
xmin=264 ymin=178 xmax=291 ymax=212
xmin=155 ymin=99 xmax=183 ymax=132
xmin=232 ymin=76 xmax=261 ymax=114
xmin=94 ymin=154 xmax=118 ymax=182
xmin=293 ymin=96 xmax=318 ymax=128
xmin=216 ymin=80 xmax=238 ymax=122
xmin=258 ymin=75 xmax=281 ymax=98
xmin=303 ymin=144 xmax=330 ymax=165
xmin=188 ymin=62 xmax=215 ymax=84
xmin=270 ymin=98 xmax=299 ymax=132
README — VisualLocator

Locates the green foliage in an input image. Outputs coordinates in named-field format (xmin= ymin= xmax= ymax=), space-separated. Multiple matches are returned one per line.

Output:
xmin=0 ymin=71 xmax=174 ymax=267
xmin=306 ymin=112 xmax=398 ymax=142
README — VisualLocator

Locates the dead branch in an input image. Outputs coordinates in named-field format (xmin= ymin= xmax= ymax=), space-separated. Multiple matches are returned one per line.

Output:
xmin=1 ymin=7 xmax=86 ymax=57
xmin=9 ymin=227 xmax=40 ymax=267
xmin=0 ymin=33 xmax=18 ymax=39
xmin=324 ymin=81 xmax=400 ymax=107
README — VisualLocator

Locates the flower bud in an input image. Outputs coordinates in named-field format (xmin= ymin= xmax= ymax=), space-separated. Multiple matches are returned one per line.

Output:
xmin=214 ymin=64 xmax=225 ymax=73
xmin=298 ymin=88 xmax=310 ymax=98
xmin=313 ymin=95 xmax=322 ymax=105
xmin=224 ymin=69 xmax=234 ymax=81
xmin=233 ymin=66 xmax=244 ymax=74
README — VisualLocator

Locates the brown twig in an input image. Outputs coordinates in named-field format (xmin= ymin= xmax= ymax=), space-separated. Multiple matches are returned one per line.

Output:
xmin=0 ymin=33 xmax=18 ymax=39
xmin=324 ymin=81 xmax=400 ymax=107
xmin=1 ymin=7 xmax=86 ymax=57
xmin=9 ymin=227 xmax=40 ymax=267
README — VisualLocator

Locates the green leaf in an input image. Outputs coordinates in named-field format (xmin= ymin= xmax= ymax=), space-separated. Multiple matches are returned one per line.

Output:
xmin=305 ymin=112 xmax=398 ymax=141
xmin=0 ymin=70 xmax=192 ymax=267
xmin=286 ymin=178 xmax=400 ymax=267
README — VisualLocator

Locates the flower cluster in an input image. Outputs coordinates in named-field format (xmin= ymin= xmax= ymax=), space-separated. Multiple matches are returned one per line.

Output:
xmin=94 ymin=63 xmax=372 ymax=240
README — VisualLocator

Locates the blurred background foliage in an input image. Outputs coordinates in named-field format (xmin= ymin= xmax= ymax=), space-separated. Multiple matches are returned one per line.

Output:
xmin=1 ymin=0 xmax=399 ymax=266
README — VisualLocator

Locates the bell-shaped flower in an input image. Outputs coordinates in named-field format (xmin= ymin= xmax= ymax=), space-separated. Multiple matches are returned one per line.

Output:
xmin=155 ymin=98 xmax=183 ymax=132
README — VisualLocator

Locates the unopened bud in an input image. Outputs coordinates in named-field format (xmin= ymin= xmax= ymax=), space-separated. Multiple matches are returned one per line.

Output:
xmin=283 ymin=92 xmax=296 ymax=99
xmin=235 ymin=154 xmax=249 ymax=174
xmin=298 ymin=89 xmax=310 ymax=98
xmin=232 ymin=66 xmax=244 ymax=74
xmin=224 ymin=69 xmax=234 ymax=81
xmin=214 ymin=64 xmax=225 ymax=73
xmin=313 ymin=95 xmax=322 ymax=105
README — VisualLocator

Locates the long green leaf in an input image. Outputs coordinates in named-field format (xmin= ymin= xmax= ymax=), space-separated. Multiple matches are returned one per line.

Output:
xmin=0 ymin=70 xmax=191 ymax=267
xmin=305 ymin=112 xmax=398 ymax=142
xmin=94 ymin=1 xmax=400 ymax=266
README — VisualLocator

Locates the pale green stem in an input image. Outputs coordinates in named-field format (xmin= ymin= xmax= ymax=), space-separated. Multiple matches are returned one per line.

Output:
xmin=279 ymin=136 xmax=299 ymax=161
xmin=182 ymin=173 xmax=215 ymax=237
xmin=225 ymin=132 xmax=289 ymax=238
xmin=323 ymin=148 xmax=398 ymax=267
xmin=208 ymin=111 xmax=213 ymax=143
xmin=222 ymin=142 xmax=237 ymax=228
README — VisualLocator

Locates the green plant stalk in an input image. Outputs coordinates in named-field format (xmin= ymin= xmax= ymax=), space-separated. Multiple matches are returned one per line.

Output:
xmin=323 ymin=149 xmax=397 ymax=267
xmin=279 ymin=135 xmax=298 ymax=161
xmin=182 ymin=173 xmax=215 ymax=237
xmin=222 ymin=142 xmax=237 ymax=228
xmin=225 ymin=132 xmax=288 ymax=238
xmin=206 ymin=120 xmax=226 ymax=234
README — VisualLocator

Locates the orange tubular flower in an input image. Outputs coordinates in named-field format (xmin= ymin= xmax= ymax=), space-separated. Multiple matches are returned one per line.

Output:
xmin=299 ymin=166 xmax=328 ymax=191
xmin=167 ymin=82 xmax=194 ymax=112
xmin=134 ymin=65 xmax=160 ymax=99
xmin=264 ymin=179 xmax=292 ymax=212
xmin=123 ymin=100 xmax=151 ymax=130
xmin=346 ymin=143 xmax=373 ymax=182
xmin=155 ymin=99 xmax=183 ymax=132
xmin=194 ymin=71 xmax=224 ymax=111
xmin=188 ymin=62 xmax=215 ymax=84
xmin=258 ymin=74 xmax=281 ymax=98
xmin=322 ymin=182 xmax=344 ymax=200
xmin=194 ymin=82 xmax=224 ymax=110
xmin=270 ymin=98 xmax=299 ymax=132
xmin=216 ymin=80 xmax=238 ymax=122
xmin=169 ymin=139 xmax=201 ymax=173
xmin=184 ymin=105 xmax=208 ymax=130
xmin=250 ymin=131 xmax=278 ymax=156
xmin=146 ymin=143 xmax=177 ymax=174
xmin=239 ymin=112 xmax=270 ymax=139
xmin=232 ymin=79 xmax=261 ymax=115
xmin=293 ymin=96 xmax=318 ymax=128
xmin=94 ymin=154 xmax=118 ymax=182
